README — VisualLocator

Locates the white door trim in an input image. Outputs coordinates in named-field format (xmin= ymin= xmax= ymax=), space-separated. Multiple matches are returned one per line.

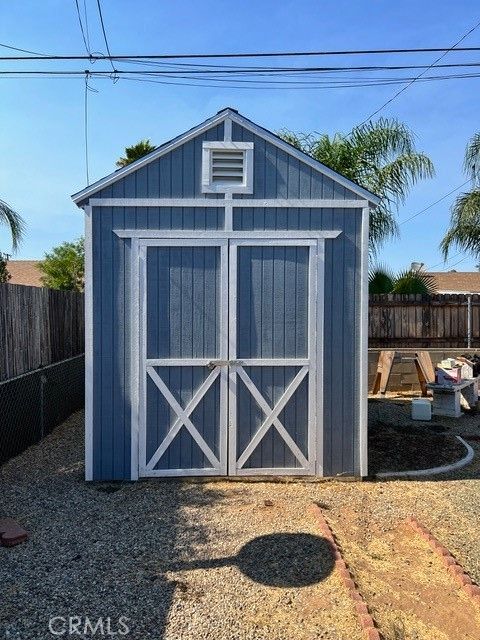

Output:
xmin=136 ymin=238 xmax=228 ymax=477
xmin=227 ymin=238 xmax=320 ymax=476
xmin=115 ymin=229 xmax=341 ymax=239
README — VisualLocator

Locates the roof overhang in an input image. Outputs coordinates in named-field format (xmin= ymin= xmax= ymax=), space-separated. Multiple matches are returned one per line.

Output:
xmin=72 ymin=108 xmax=381 ymax=206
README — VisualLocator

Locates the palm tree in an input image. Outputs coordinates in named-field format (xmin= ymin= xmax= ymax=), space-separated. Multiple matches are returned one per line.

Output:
xmin=280 ymin=119 xmax=434 ymax=253
xmin=369 ymin=264 xmax=436 ymax=295
xmin=116 ymin=139 xmax=156 ymax=168
xmin=1 ymin=198 xmax=25 ymax=252
xmin=441 ymin=133 xmax=480 ymax=258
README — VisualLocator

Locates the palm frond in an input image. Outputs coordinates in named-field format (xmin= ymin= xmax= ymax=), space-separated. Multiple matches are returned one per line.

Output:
xmin=368 ymin=264 xmax=395 ymax=293
xmin=392 ymin=269 xmax=437 ymax=295
xmin=440 ymin=190 xmax=480 ymax=258
xmin=464 ymin=132 xmax=480 ymax=185
xmin=0 ymin=199 xmax=25 ymax=252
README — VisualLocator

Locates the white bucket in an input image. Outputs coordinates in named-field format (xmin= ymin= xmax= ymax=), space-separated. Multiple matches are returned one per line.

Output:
xmin=411 ymin=398 xmax=432 ymax=421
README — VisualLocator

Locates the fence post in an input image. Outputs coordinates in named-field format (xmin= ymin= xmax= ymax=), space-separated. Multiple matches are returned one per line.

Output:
xmin=40 ymin=372 xmax=47 ymax=439
xmin=467 ymin=294 xmax=472 ymax=350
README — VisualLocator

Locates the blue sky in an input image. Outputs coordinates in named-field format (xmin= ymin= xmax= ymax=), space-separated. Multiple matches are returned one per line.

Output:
xmin=1 ymin=0 xmax=479 ymax=271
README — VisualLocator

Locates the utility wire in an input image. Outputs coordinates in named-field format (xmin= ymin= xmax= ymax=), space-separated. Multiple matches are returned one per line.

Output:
xmin=95 ymin=0 xmax=116 ymax=74
xmin=83 ymin=0 xmax=91 ymax=52
xmin=84 ymin=75 xmax=90 ymax=184
xmin=0 ymin=41 xmax=50 ymax=56
xmin=359 ymin=19 xmax=480 ymax=123
xmin=3 ymin=46 xmax=480 ymax=61
xmin=429 ymin=252 xmax=464 ymax=270
xmin=3 ymin=62 xmax=480 ymax=74
xmin=399 ymin=181 xmax=471 ymax=225
xmin=74 ymin=0 xmax=90 ymax=54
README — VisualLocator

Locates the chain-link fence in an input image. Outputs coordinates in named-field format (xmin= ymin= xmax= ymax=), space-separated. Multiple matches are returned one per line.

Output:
xmin=0 ymin=355 xmax=84 ymax=465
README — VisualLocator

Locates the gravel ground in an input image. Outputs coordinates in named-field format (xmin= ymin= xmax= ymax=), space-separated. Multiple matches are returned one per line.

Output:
xmin=1 ymin=401 xmax=480 ymax=639
xmin=0 ymin=411 xmax=361 ymax=640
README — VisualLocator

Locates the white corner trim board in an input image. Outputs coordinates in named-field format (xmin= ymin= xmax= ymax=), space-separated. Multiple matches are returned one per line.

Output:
xmin=83 ymin=205 xmax=93 ymax=481
xmin=89 ymin=197 xmax=369 ymax=209
xmin=376 ymin=436 xmax=474 ymax=479
xmin=359 ymin=206 xmax=369 ymax=477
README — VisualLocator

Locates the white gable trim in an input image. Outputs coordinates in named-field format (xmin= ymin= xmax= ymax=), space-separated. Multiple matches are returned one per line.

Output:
xmin=72 ymin=108 xmax=380 ymax=206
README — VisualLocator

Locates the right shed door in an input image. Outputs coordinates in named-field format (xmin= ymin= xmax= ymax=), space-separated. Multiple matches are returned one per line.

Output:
xmin=228 ymin=239 xmax=320 ymax=475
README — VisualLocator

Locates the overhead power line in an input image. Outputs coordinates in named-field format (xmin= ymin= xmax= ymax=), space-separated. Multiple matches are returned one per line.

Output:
xmin=359 ymin=19 xmax=480 ymax=123
xmin=0 ymin=41 xmax=50 ymax=56
xmin=399 ymin=180 xmax=471 ymax=225
xmin=95 ymin=0 xmax=116 ymax=74
xmin=2 ymin=46 xmax=480 ymax=62
xmin=74 ymin=0 xmax=90 ymax=54
xmin=3 ymin=62 xmax=480 ymax=74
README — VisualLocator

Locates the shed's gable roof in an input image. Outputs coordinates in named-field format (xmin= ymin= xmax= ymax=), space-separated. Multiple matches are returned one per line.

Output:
xmin=72 ymin=108 xmax=380 ymax=205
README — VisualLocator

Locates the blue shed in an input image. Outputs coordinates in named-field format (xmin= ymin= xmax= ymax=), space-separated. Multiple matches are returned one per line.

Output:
xmin=72 ymin=108 xmax=379 ymax=481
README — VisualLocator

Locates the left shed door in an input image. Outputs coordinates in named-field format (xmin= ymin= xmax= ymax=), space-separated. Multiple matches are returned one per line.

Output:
xmin=138 ymin=240 xmax=228 ymax=477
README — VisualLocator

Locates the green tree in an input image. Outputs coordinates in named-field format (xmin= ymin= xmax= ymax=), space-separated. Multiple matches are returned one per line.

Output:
xmin=116 ymin=139 xmax=156 ymax=167
xmin=0 ymin=252 xmax=11 ymax=283
xmin=369 ymin=264 xmax=436 ymax=295
xmin=38 ymin=238 xmax=85 ymax=291
xmin=280 ymin=119 xmax=434 ymax=253
xmin=441 ymin=133 xmax=480 ymax=258
xmin=1 ymin=198 xmax=25 ymax=252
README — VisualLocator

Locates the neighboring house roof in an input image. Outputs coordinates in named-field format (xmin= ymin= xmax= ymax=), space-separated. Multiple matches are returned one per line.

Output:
xmin=426 ymin=271 xmax=480 ymax=294
xmin=6 ymin=260 xmax=43 ymax=287
xmin=72 ymin=107 xmax=381 ymax=206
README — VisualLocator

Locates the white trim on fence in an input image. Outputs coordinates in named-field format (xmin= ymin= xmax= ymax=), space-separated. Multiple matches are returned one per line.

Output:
xmin=90 ymin=197 xmax=368 ymax=209
xmin=83 ymin=204 xmax=93 ymax=481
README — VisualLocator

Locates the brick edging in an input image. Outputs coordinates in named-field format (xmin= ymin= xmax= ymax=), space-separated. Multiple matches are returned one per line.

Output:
xmin=406 ymin=516 xmax=480 ymax=604
xmin=310 ymin=504 xmax=381 ymax=640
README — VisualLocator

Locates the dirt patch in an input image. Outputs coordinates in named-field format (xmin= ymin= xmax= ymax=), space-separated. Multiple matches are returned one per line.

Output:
xmin=369 ymin=421 xmax=466 ymax=473
xmin=325 ymin=514 xmax=480 ymax=640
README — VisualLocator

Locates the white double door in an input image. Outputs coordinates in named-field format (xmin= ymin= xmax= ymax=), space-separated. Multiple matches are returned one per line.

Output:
xmin=137 ymin=237 xmax=322 ymax=477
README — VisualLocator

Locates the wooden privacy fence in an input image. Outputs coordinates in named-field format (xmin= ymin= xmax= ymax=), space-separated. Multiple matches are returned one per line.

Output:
xmin=0 ymin=284 xmax=84 ymax=382
xmin=369 ymin=294 xmax=480 ymax=348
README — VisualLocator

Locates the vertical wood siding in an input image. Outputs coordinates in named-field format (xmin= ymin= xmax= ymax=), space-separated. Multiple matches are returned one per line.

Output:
xmin=235 ymin=208 xmax=361 ymax=476
xmin=95 ymin=125 xmax=224 ymax=200
xmin=231 ymin=123 xmax=362 ymax=201
xmin=236 ymin=246 xmax=309 ymax=469
xmin=145 ymin=246 xmax=221 ymax=470
xmin=88 ymin=119 xmax=363 ymax=479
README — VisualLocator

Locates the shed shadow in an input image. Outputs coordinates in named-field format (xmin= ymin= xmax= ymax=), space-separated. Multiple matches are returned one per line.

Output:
xmin=163 ymin=532 xmax=335 ymax=588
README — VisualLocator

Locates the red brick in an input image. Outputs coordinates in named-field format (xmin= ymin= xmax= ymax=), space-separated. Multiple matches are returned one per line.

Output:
xmin=465 ymin=584 xmax=480 ymax=597
xmin=365 ymin=629 xmax=381 ymax=640
xmin=0 ymin=519 xmax=28 ymax=547
xmin=448 ymin=564 xmax=464 ymax=576
xmin=355 ymin=602 xmax=369 ymax=616
xmin=455 ymin=574 xmax=472 ymax=587
xmin=343 ymin=578 xmax=356 ymax=591
xmin=338 ymin=568 xmax=351 ymax=580
xmin=350 ymin=591 xmax=363 ymax=602
xmin=359 ymin=614 xmax=375 ymax=630
xmin=442 ymin=556 xmax=456 ymax=567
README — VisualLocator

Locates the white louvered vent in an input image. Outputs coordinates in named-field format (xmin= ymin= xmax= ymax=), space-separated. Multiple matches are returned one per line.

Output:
xmin=202 ymin=141 xmax=253 ymax=193
xmin=211 ymin=149 xmax=245 ymax=183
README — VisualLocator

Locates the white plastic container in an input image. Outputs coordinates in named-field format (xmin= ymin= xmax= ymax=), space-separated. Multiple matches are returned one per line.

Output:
xmin=411 ymin=398 xmax=432 ymax=421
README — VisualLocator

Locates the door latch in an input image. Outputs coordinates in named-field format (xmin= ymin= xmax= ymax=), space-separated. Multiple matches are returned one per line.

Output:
xmin=207 ymin=359 xmax=243 ymax=369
